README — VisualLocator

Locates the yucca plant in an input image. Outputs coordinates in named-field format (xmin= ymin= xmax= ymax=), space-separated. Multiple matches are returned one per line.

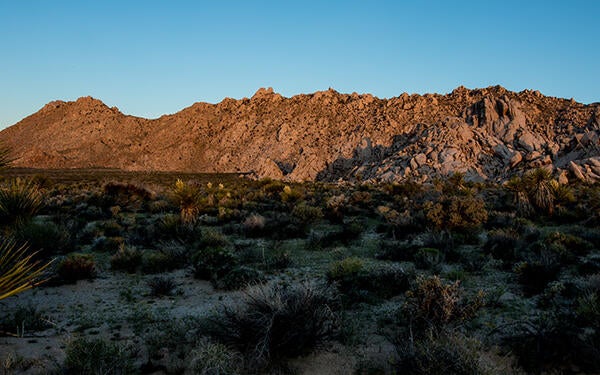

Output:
xmin=505 ymin=176 xmax=534 ymax=216
xmin=170 ymin=179 xmax=202 ymax=226
xmin=0 ymin=178 xmax=43 ymax=228
xmin=0 ymin=239 xmax=52 ymax=300
xmin=524 ymin=168 xmax=555 ymax=215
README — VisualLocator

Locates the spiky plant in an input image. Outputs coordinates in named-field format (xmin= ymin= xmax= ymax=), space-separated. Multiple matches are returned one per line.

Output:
xmin=0 ymin=239 xmax=52 ymax=300
xmin=524 ymin=168 xmax=555 ymax=215
xmin=505 ymin=176 xmax=534 ymax=216
xmin=0 ymin=178 xmax=43 ymax=228
xmin=170 ymin=179 xmax=202 ymax=225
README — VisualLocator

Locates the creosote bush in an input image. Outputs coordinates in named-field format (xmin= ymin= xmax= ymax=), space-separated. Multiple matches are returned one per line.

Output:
xmin=208 ymin=281 xmax=340 ymax=371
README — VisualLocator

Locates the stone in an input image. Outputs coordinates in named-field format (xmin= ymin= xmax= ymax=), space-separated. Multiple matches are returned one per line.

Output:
xmin=509 ymin=151 xmax=523 ymax=167
xmin=570 ymin=161 xmax=587 ymax=182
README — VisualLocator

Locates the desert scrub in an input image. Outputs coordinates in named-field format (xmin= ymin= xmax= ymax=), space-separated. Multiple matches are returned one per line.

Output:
xmin=147 ymin=275 xmax=177 ymax=297
xmin=425 ymin=194 xmax=488 ymax=233
xmin=63 ymin=337 xmax=135 ymax=374
xmin=110 ymin=244 xmax=143 ymax=273
xmin=242 ymin=213 xmax=266 ymax=237
xmin=328 ymin=258 xmax=412 ymax=304
xmin=14 ymin=219 xmax=73 ymax=258
xmin=0 ymin=304 xmax=51 ymax=337
xmin=188 ymin=338 xmax=242 ymax=375
xmin=215 ymin=265 xmax=264 ymax=290
xmin=404 ymin=275 xmax=484 ymax=331
xmin=0 ymin=177 xmax=43 ymax=229
xmin=393 ymin=331 xmax=493 ymax=375
xmin=208 ymin=281 xmax=340 ymax=371
xmin=192 ymin=246 xmax=238 ymax=279
xmin=56 ymin=253 xmax=96 ymax=283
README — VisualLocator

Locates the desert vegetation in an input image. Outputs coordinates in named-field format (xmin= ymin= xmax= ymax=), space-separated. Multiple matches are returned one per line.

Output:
xmin=1 ymin=167 xmax=599 ymax=374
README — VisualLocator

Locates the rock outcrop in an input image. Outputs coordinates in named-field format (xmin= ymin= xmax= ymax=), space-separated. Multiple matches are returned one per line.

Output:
xmin=1 ymin=86 xmax=599 ymax=183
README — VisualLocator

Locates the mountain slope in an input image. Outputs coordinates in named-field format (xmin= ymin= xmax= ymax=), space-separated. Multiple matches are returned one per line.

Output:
xmin=1 ymin=86 xmax=599 ymax=182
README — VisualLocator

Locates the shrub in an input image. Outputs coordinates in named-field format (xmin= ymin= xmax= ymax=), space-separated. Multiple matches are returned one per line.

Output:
xmin=483 ymin=228 xmax=520 ymax=263
xmin=328 ymin=257 xmax=364 ymax=280
xmin=394 ymin=332 xmax=491 ymax=375
xmin=188 ymin=339 xmax=242 ymax=375
xmin=141 ymin=251 xmax=178 ymax=274
xmin=64 ymin=337 xmax=135 ymax=374
xmin=280 ymin=185 xmax=302 ymax=203
xmin=198 ymin=229 xmax=230 ymax=249
xmin=404 ymin=275 xmax=484 ymax=330
xmin=291 ymin=202 xmax=323 ymax=227
xmin=500 ymin=311 xmax=599 ymax=373
xmin=208 ymin=281 xmax=340 ymax=371
xmin=414 ymin=248 xmax=444 ymax=271
xmin=14 ymin=220 xmax=72 ymax=258
xmin=425 ymin=195 xmax=488 ymax=233
xmin=192 ymin=246 xmax=238 ymax=280
xmin=328 ymin=259 xmax=411 ymax=304
xmin=214 ymin=266 xmax=265 ymax=290
xmin=242 ymin=213 xmax=266 ymax=237
xmin=147 ymin=275 xmax=177 ymax=297
xmin=57 ymin=253 xmax=96 ymax=283
xmin=110 ymin=245 xmax=143 ymax=273
xmin=0 ymin=304 xmax=51 ymax=336
xmin=0 ymin=178 xmax=43 ymax=228
xmin=514 ymin=260 xmax=560 ymax=296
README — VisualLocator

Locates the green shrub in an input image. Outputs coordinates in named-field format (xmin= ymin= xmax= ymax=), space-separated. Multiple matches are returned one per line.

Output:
xmin=208 ymin=281 xmax=340 ymax=371
xmin=192 ymin=246 xmax=238 ymax=280
xmin=14 ymin=219 xmax=72 ymax=258
xmin=198 ymin=229 xmax=230 ymax=249
xmin=328 ymin=257 xmax=364 ymax=280
xmin=215 ymin=266 xmax=264 ymax=290
xmin=57 ymin=253 xmax=96 ymax=283
xmin=328 ymin=259 xmax=411 ymax=304
xmin=424 ymin=195 xmax=488 ymax=233
xmin=291 ymin=202 xmax=323 ymax=229
xmin=110 ymin=245 xmax=143 ymax=273
xmin=64 ymin=337 xmax=135 ymax=374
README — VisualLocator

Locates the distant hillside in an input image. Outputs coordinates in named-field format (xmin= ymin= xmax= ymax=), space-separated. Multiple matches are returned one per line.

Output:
xmin=1 ymin=86 xmax=599 ymax=183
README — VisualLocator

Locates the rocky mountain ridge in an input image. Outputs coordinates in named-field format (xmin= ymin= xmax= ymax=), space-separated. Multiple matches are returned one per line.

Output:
xmin=2 ymin=86 xmax=599 ymax=183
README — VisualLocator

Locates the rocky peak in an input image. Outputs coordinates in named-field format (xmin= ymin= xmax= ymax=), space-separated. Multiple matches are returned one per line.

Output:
xmin=1 ymin=86 xmax=599 ymax=183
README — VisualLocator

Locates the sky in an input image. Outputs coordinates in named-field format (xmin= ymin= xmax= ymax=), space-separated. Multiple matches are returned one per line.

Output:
xmin=1 ymin=1 xmax=599 ymax=129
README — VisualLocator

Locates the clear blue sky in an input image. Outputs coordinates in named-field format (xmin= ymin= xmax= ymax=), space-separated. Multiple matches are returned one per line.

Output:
xmin=1 ymin=1 xmax=598 ymax=129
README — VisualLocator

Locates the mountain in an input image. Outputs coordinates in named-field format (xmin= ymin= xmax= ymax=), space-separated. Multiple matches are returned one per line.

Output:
xmin=1 ymin=86 xmax=599 ymax=183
